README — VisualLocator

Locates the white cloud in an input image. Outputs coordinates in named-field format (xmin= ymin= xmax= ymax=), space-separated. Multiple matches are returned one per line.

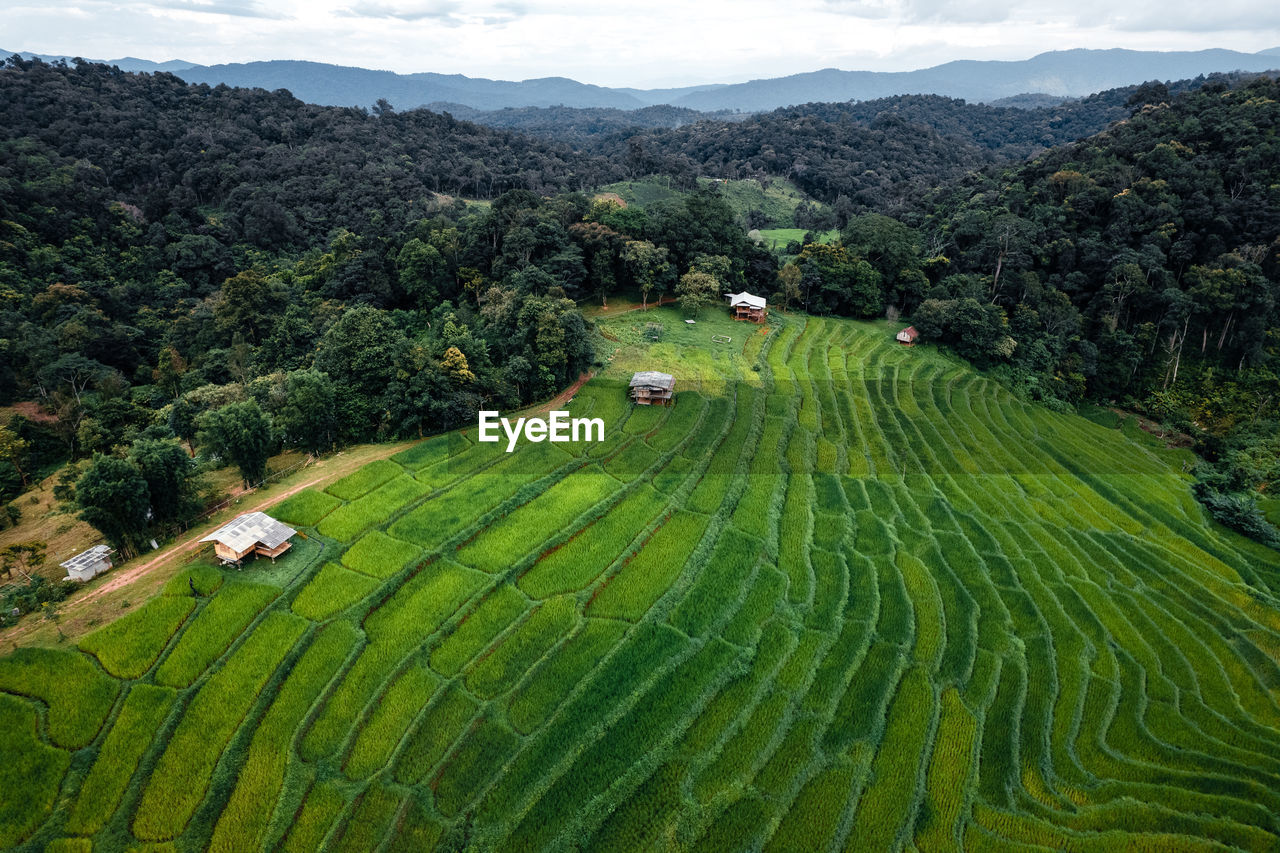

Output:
xmin=4 ymin=0 xmax=1278 ymax=87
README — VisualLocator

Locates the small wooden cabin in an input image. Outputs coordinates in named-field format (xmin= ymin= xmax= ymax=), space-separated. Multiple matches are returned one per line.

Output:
xmin=629 ymin=371 xmax=675 ymax=406
xmin=61 ymin=545 xmax=113 ymax=582
xmin=200 ymin=512 xmax=296 ymax=565
xmin=896 ymin=326 xmax=920 ymax=346
xmin=726 ymin=291 xmax=767 ymax=323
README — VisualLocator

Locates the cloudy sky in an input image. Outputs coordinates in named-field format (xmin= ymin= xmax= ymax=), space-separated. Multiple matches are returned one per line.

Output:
xmin=5 ymin=0 xmax=1278 ymax=87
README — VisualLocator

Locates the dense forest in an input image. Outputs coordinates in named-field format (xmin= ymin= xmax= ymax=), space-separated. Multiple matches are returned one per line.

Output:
xmin=1 ymin=56 xmax=1277 ymax=553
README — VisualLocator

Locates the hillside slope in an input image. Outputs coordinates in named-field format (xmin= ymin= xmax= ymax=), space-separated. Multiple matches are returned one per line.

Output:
xmin=2 ymin=310 xmax=1277 ymax=850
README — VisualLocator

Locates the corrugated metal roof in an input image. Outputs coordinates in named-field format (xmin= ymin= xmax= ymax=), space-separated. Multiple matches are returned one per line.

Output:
xmin=725 ymin=291 xmax=766 ymax=309
xmin=629 ymin=371 xmax=675 ymax=390
xmin=199 ymin=511 xmax=296 ymax=552
xmin=60 ymin=545 xmax=112 ymax=572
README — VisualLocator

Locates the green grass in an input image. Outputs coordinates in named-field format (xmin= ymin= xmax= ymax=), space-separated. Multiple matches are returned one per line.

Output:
xmin=271 ymin=487 xmax=342 ymax=526
xmin=153 ymin=581 xmax=279 ymax=688
xmin=133 ymin=611 xmax=307 ymax=841
xmin=430 ymin=584 xmax=529 ymax=677
xmin=341 ymin=530 xmax=423 ymax=579
xmin=756 ymin=227 xmax=840 ymax=251
xmin=67 ymin=684 xmax=175 ymax=835
xmin=8 ymin=310 xmax=1280 ymax=853
xmin=586 ymin=511 xmax=709 ymax=621
xmin=0 ymin=646 xmax=118 ymax=749
xmin=209 ymin=620 xmax=359 ymax=852
xmin=326 ymin=458 xmax=404 ymax=500
xmin=291 ymin=562 xmax=382 ymax=621
xmin=0 ymin=693 xmax=71 ymax=848
xmin=465 ymin=594 xmax=577 ymax=698
xmin=318 ymin=474 xmax=430 ymax=542
xmin=79 ymin=595 xmax=195 ymax=678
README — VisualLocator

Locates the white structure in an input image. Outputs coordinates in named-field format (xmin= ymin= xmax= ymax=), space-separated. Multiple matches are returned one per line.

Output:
xmin=200 ymin=512 xmax=296 ymax=564
xmin=725 ymin=291 xmax=767 ymax=322
xmin=61 ymin=545 xmax=113 ymax=582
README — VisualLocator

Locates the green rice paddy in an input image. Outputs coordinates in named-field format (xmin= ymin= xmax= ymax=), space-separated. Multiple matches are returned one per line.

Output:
xmin=2 ymin=308 xmax=1279 ymax=851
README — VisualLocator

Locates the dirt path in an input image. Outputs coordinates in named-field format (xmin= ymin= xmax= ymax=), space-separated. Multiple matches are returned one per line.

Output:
xmin=81 ymin=467 xmax=332 ymax=603
xmin=7 ymin=442 xmax=414 ymax=647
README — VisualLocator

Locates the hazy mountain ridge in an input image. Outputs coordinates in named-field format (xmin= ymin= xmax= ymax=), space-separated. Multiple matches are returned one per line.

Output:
xmin=6 ymin=46 xmax=1277 ymax=112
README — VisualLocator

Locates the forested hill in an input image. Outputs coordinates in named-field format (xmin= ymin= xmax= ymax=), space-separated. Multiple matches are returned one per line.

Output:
xmin=570 ymin=73 xmax=1277 ymax=212
xmin=0 ymin=57 xmax=625 ymax=249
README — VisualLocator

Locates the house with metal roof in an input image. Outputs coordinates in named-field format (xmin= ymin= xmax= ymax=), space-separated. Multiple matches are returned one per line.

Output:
xmin=200 ymin=511 xmax=296 ymax=564
xmin=60 ymin=545 xmax=113 ymax=582
xmin=725 ymin=291 xmax=767 ymax=323
xmin=896 ymin=326 xmax=920 ymax=346
xmin=629 ymin=371 xmax=675 ymax=406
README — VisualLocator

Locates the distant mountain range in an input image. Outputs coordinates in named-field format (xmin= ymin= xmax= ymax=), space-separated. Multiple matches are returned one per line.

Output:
xmin=5 ymin=47 xmax=1278 ymax=112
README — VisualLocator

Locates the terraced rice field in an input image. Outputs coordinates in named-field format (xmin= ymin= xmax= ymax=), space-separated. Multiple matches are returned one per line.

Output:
xmin=3 ymin=308 xmax=1280 ymax=851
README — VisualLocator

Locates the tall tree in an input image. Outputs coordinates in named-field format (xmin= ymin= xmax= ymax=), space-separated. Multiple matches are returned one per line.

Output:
xmin=76 ymin=455 xmax=150 ymax=558
xmin=198 ymin=400 xmax=273 ymax=488
xmin=128 ymin=438 xmax=201 ymax=526
xmin=276 ymin=370 xmax=338 ymax=455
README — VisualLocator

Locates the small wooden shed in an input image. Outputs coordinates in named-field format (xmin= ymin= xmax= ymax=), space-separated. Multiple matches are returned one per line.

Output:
xmin=61 ymin=545 xmax=113 ymax=582
xmin=200 ymin=512 xmax=296 ymax=565
xmin=629 ymin=371 xmax=675 ymax=406
xmin=726 ymin=291 xmax=767 ymax=323
xmin=896 ymin=326 xmax=920 ymax=346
